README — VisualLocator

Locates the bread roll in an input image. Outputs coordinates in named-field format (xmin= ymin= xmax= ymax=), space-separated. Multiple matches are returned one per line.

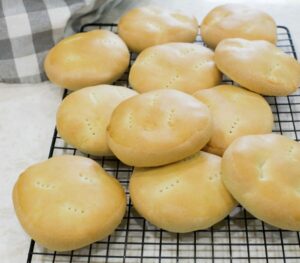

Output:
xmin=118 ymin=6 xmax=198 ymax=53
xmin=13 ymin=155 xmax=126 ymax=251
xmin=130 ymin=151 xmax=237 ymax=232
xmin=129 ymin=43 xmax=221 ymax=94
xmin=201 ymin=4 xmax=276 ymax=49
xmin=107 ymin=89 xmax=212 ymax=167
xmin=222 ymin=134 xmax=300 ymax=231
xmin=194 ymin=85 xmax=273 ymax=155
xmin=44 ymin=30 xmax=130 ymax=90
xmin=56 ymin=85 xmax=137 ymax=156
xmin=215 ymin=38 xmax=300 ymax=96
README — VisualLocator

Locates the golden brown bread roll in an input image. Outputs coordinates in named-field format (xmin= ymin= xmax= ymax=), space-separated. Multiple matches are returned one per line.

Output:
xmin=107 ymin=89 xmax=212 ymax=167
xmin=13 ymin=155 xmax=126 ymax=251
xmin=201 ymin=4 xmax=277 ymax=49
xmin=56 ymin=85 xmax=138 ymax=156
xmin=130 ymin=151 xmax=237 ymax=232
xmin=222 ymin=134 xmax=300 ymax=231
xmin=44 ymin=30 xmax=130 ymax=90
xmin=118 ymin=6 xmax=198 ymax=53
xmin=215 ymin=38 xmax=300 ymax=96
xmin=194 ymin=85 xmax=273 ymax=155
xmin=129 ymin=43 xmax=221 ymax=94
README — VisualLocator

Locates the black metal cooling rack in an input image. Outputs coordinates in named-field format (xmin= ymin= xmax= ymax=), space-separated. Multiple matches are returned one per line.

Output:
xmin=26 ymin=24 xmax=300 ymax=263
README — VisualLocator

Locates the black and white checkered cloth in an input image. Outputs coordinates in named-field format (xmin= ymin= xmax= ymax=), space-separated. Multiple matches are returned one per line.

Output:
xmin=0 ymin=0 xmax=122 ymax=83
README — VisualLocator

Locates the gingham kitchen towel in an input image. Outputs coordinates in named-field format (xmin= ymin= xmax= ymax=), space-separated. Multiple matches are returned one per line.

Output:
xmin=0 ymin=0 xmax=122 ymax=84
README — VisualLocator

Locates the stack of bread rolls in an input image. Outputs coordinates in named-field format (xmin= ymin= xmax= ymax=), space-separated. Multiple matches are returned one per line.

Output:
xmin=13 ymin=4 xmax=300 ymax=252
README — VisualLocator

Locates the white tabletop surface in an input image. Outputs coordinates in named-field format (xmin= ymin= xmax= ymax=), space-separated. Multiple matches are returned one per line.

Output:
xmin=1 ymin=0 xmax=300 ymax=262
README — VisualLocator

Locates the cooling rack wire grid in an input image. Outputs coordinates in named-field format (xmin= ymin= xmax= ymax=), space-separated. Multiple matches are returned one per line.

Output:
xmin=27 ymin=24 xmax=300 ymax=263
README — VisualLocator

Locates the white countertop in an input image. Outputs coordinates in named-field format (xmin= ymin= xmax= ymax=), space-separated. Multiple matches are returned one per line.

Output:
xmin=1 ymin=0 xmax=300 ymax=262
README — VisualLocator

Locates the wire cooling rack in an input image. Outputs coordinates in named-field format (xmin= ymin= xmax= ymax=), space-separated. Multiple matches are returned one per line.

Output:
xmin=26 ymin=24 xmax=300 ymax=263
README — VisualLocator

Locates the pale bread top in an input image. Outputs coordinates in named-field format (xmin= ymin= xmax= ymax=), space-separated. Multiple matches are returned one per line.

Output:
xmin=215 ymin=38 xmax=300 ymax=96
xmin=107 ymin=89 xmax=212 ymax=167
xmin=56 ymin=85 xmax=138 ymax=156
xmin=130 ymin=151 xmax=237 ymax=232
xmin=129 ymin=43 xmax=221 ymax=94
xmin=118 ymin=6 xmax=198 ymax=53
xmin=194 ymin=85 xmax=273 ymax=156
xmin=44 ymin=30 xmax=130 ymax=90
xmin=222 ymin=134 xmax=300 ymax=231
xmin=201 ymin=4 xmax=276 ymax=49
xmin=13 ymin=155 xmax=126 ymax=251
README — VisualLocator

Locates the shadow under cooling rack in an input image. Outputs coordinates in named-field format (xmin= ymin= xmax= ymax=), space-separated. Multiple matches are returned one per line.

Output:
xmin=27 ymin=24 xmax=300 ymax=263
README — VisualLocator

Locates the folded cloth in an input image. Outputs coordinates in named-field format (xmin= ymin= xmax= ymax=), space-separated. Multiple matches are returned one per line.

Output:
xmin=0 ymin=0 xmax=122 ymax=84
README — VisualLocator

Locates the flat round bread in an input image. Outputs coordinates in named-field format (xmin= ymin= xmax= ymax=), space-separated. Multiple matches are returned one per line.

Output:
xmin=215 ymin=38 xmax=300 ymax=96
xmin=130 ymin=151 xmax=236 ymax=232
xmin=194 ymin=85 xmax=273 ymax=156
xmin=129 ymin=43 xmax=221 ymax=94
xmin=56 ymin=85 xmax=137 ymax=156
xmin=107 ymin=89 xmax=212 ymax=167
xmin=44 ymin=30 xmax=130 ymax=90
xmin=13 ymin=155 xmax=126 ymax=251
xmin=201 ymin=4 xmax=277 ymax=49
xmin=222 ymin=134 xmax=300 ymax=231
xmin=118 ymin=6 xmax=198 ymax=53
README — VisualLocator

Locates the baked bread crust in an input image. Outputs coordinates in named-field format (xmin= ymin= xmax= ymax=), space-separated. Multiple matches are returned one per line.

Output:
xmin=45 ymin=30 xmax=130 ymax=90
xmin=194 ymin=85 xmax=273 ymax=155
xmin=13 ymin=155 xmax=126 ymax=251
xmin=56 ymin=85 xmax=137 ymax=156
xmin=107 ymin=89 xmax=212 ymax=167
xmin=129 ymin=43 xmax=221 ymax=94
xmin=201 ymin=4 xmax=276 ymax=49
xmin=130 ymin=151 xmax=237 ymax=232
xmin=222 ymin=134 xmax=300 ymax=231
xmin=118 ymin=6 xmax=198 ymax=53
xmin=215 ymin=38 xmax=300 ymax=96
